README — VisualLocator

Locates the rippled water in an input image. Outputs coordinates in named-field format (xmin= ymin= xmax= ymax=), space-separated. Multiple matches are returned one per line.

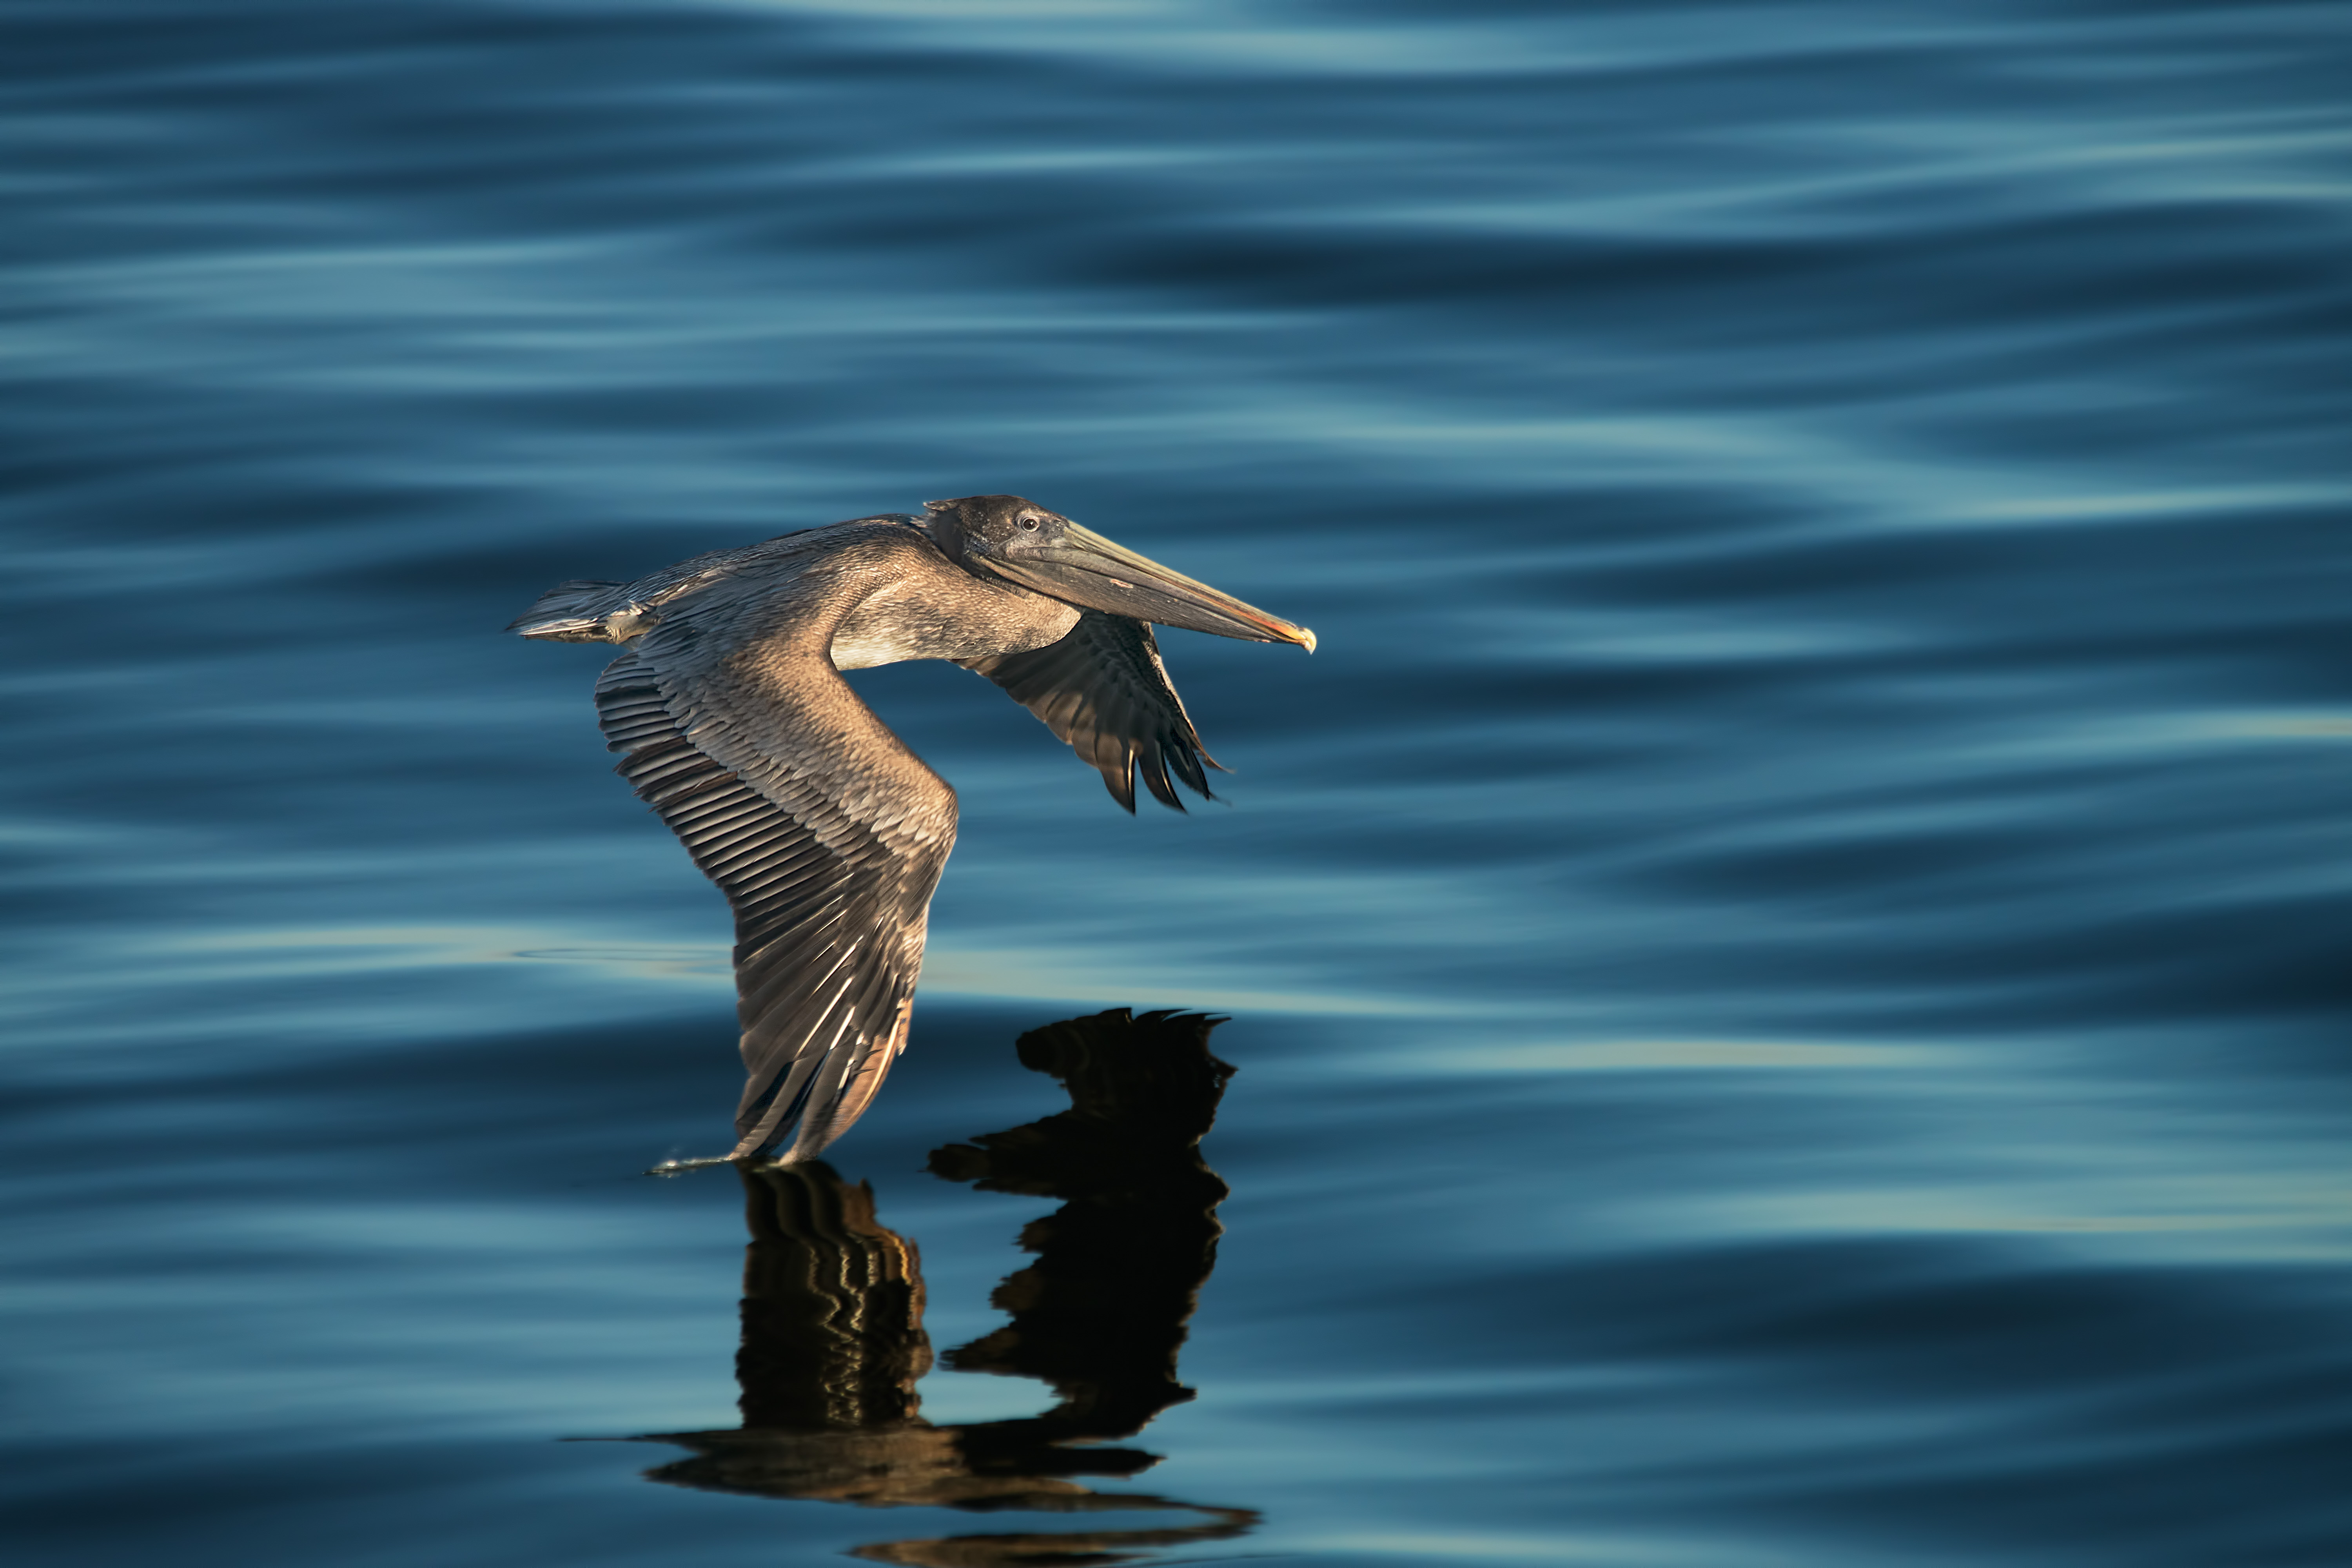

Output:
xmin=5 ymin=2 xmax=2349 ymax=1563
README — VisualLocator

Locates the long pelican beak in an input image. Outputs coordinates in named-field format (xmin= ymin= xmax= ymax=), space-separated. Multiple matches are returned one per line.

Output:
xmin=982 ymin=523 xmax=1317 ymax=651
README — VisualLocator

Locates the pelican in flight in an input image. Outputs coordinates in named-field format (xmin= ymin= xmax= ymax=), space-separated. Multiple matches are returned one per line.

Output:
xmin=510 ymin=496 xmax=1314 ymax=1164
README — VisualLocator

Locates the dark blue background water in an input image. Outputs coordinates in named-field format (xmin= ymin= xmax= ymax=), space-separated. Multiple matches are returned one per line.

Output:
xmin=5 ymin=2 xmax=2348 ymax=1563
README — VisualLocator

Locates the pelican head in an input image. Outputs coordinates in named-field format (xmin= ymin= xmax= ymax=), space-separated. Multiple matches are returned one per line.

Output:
xmin=923 ymin=495 xmax=1315 ymax=652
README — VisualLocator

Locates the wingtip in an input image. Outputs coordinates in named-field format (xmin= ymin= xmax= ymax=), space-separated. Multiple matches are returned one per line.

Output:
xmin=1138 ymin=749 xmax=1187 ymax=812
xmin=1102 ymin=762 xmax=1139 ymax=814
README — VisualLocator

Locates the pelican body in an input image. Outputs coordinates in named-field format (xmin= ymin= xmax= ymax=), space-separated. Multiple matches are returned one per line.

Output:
xmin=510 ymin=496 xmax=1313 ymax=1164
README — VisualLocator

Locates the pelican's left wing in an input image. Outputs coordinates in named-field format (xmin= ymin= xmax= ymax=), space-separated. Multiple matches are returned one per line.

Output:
xmin=959 ymin=611 xmax=1225 ymax=813
xmin=595 ymin=632 xmax=957 ymax=1163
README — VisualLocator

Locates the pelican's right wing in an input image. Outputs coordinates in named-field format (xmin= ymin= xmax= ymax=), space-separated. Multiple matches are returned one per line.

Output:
xmin=960 ymin=611 xmax=1224 ymax=813
xmin=595 ymin=636 xmax=956 ymax=1163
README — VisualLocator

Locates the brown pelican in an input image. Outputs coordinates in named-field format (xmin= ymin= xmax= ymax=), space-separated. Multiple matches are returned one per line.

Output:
xmin=509 ymin=496 xmax=1313 ymax=1164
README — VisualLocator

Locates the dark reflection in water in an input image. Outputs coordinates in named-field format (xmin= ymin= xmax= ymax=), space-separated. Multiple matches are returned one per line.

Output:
xmin=638 ymin=1010 xmax=1254 ymax=1566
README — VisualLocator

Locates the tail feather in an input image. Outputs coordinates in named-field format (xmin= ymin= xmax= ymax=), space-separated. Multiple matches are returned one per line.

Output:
xmin=508 ymin=579 xmax=629 ymax=642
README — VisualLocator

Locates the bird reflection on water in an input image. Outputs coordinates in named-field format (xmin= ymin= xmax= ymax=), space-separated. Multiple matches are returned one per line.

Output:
xmin=634 ymin=1009 xmax=1257 ymax=1565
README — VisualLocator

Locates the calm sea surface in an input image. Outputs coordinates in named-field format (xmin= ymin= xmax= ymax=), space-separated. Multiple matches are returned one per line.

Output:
xmin=4 ymin=2 xmax=2348 ymax=1563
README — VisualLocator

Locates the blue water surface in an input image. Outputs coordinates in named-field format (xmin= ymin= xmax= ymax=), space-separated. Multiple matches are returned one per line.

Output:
xmin=4 ymin=2 xmax=2348 ymax=1564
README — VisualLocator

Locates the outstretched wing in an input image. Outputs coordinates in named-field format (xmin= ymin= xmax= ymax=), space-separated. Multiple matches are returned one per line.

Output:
xmin=595 ymin=637 xmax=956 ymax=1163
xmin=960 ymin=611 xmax=1224 ymax=813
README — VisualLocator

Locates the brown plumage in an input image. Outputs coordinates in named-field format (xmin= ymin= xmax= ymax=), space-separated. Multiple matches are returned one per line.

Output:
xmin=510 ymin=497 xmax=1312 ymax=1163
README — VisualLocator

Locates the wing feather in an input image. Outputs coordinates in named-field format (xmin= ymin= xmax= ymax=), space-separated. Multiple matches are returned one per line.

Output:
xmin=595 ymin=648 xmax=953 ymax=1163
xmin=959 ymin=612 xmax=1223 ymax=814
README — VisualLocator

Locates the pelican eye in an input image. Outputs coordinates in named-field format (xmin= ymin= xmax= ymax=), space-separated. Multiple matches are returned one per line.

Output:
xmin=1017 ymin=516 xmax=1040 ymax=531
